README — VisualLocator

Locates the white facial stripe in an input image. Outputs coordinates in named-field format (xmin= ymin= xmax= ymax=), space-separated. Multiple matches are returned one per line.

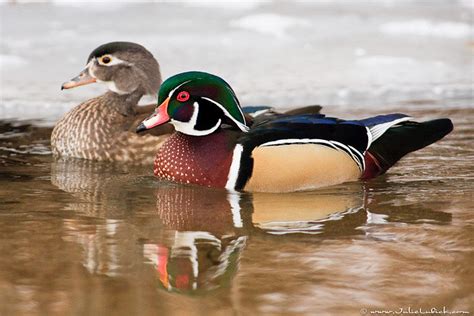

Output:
xmin=168 ymin=80 xmax=192 ymax=98
xmin=171 ymin=101 xmax=222 ymax=136
xmin=201 ymin=97 xmax=249 ymax=132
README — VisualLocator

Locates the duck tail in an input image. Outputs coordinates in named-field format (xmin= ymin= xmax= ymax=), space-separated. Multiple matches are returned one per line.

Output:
xmin=362 ymin=118 xmax=453 ymax=179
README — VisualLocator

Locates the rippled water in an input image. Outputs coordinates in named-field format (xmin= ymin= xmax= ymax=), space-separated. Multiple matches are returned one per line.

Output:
xmin=0 ymin=104 xmax=472 ymax=315
xmin=1 ymin=1 xmax=473 ymax=315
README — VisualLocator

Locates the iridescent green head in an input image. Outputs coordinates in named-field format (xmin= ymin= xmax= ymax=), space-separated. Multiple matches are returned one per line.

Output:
xmin=137 ymin=71 xmax=248 ymax=136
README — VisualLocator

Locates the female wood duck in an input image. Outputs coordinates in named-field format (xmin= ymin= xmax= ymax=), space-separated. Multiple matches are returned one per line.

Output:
xmin=51 ymin=42 xmax=320 ymax=164
xmin=137 ymin=71 xmax=453 ymax=193
xmin=51 ymin=41 xmax=172 ymax=164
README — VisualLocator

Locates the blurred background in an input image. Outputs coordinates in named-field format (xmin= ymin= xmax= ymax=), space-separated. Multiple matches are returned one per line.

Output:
xmin=1 ymin=0 xmax=472 ymax=123
xmin=0 ymin=1 xmax=473 ymax=315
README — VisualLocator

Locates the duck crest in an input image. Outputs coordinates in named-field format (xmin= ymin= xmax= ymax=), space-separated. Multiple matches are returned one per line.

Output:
xmin=154 ymin=130 xmax=236 ymax=187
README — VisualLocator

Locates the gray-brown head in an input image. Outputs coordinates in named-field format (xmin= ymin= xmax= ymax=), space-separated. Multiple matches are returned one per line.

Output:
xmin=61 ymin=41 xmax=161 ymax=97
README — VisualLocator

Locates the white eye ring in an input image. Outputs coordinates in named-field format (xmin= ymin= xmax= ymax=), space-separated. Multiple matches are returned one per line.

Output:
xmin=98 ymin=55 xmax=113 ymax=66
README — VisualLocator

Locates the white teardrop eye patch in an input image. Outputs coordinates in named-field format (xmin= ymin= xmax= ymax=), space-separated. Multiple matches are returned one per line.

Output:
xmin=98 ymin=55 xmax=113 ymax=65
xmin=96 ymin=55 xmax=132 ymax=67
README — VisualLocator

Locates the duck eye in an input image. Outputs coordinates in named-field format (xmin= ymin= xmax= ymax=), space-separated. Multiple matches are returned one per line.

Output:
xmin=100 ymin=56 xmax=111 ymax=65
xmin=177 ymin=91 xmax=190 ymax=102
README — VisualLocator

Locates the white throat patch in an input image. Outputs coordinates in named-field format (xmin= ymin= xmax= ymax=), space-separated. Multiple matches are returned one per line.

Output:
xmin=96 ymin=80 xmax=128 ymax=94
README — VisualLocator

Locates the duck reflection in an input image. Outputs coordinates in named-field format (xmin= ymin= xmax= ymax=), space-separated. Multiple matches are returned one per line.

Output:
xmin=50 ymin=158 xmax=154 ymax=217
xmin=146 ymin=182 xmax=452 ymax=293
xmin=49 ymin=158 xmax=452 ymax=294
xmin=143 ymin=186 xmax=248 ymax=293
xmin=250 ymin=183 xmax=367 ymax=236
xmin=144 ymin=184 xmax=368 ymax=293
xmin=50 ymin=158 xmax=160 ymax=277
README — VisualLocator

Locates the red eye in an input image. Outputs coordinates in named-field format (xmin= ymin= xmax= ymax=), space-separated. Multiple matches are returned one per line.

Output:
xmin=177 ymin=91 xmax=190 ymax=102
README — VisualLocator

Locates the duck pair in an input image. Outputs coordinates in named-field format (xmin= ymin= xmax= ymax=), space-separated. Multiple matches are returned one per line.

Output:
xmin=53 ymin=42 xmax=453 ymax=193
xmin=52 ymin=42 xmax=319 ymax=164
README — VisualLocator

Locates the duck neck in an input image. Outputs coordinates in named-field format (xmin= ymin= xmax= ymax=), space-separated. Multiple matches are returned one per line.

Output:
xmin=104 ymin=90 xmax=144 ymax=117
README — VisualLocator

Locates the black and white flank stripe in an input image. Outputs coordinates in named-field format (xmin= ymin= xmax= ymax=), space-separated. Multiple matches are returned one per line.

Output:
xmin=225 ymin=113 xmax=413 ymax=191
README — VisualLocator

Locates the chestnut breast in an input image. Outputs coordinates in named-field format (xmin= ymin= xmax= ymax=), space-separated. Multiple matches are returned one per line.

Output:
xmin=154 ymin=131 xmax=236 ymax=188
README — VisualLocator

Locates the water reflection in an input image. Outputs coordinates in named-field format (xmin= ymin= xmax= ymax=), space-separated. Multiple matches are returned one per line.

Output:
xmin=147 ymin=182 xmax=453 ymax=295
xmin=145 ymin=186 xmax=249 ymax=293
xmin=50 ymin=158 xmax=160 ymax=278
xmin=143 ymin=233 xmax=247 ymax=293
xmin=50 ymin=158 xmax=152 ymax=218
xmin=48 ymin=158 xmax=453 ymax=296
xmin=250 ymin=185 xmax=366 ymax=236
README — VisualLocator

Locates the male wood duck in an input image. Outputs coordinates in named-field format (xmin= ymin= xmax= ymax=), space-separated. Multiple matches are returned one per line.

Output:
xmin=137 ymin=71 xmax=453 ymax=192
xmin=51 ymin=42 xmax=321 ymax=164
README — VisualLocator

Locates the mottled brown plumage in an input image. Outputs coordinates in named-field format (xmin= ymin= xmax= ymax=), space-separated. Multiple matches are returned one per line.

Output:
xmin=52 ymin=42 xmax=171 ymax=164
xmin=51 ymin=92 xmax=170 ymax=164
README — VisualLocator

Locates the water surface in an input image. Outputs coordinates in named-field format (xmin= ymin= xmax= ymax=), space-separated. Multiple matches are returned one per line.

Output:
xmin=1 ymin=1 xmax=473 ymax=315
xmin=0 ymin=105 xmax=472 ymax=315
